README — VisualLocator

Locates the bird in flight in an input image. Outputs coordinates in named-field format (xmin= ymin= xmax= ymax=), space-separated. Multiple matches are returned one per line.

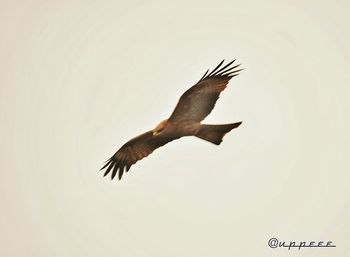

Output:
xmin=100 ymin=59 xmax=243 ymax=180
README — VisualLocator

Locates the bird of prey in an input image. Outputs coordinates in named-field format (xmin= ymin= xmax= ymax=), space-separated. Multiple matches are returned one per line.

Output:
xmin=100 ymin=60 xmax=243 ymax=180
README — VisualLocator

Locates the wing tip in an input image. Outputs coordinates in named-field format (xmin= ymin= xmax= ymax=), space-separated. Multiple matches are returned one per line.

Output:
xmin=100 ymin=156 xmax=129 ymax=181
xmin=235 ymin=121 xmax=243 ymax=128
xmin=199 ymin=59 xmax=244 ymax=82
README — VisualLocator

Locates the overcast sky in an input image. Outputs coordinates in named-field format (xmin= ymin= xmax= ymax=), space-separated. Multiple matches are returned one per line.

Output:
xmin=1 ymin=0 xmax=350 ymax=256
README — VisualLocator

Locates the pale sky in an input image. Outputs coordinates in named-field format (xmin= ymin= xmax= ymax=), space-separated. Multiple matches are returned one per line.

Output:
xmin=1 ymin=0 xmax=350 ymax=256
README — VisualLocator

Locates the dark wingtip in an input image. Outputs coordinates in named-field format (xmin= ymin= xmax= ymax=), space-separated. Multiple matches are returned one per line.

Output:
xmin=212 ymin=59 xmax=236 ymax=76
xmin=111 ymin=164 xmax=118 ymax=180
xmin=200 ymin=59 xmax=243 ymax=80
xmin=208 ymin=59 xmax=225 ymax=76
xmin=118 ymin=166 xmax=124 ymax=180
xmin=102 ymin=158 xmax=114 ymax=177
xmin=234 ymin=121 xmax=243 ymax=128
xmin=199 ymin=69 xmax=209 ymax=81
xmin=226 ymin=68 xmax=244 ymax=78
xmin=103 ymin=166 xmax=112 ymax=177
xmin=100 ymin=157 xmax=113 ymax=171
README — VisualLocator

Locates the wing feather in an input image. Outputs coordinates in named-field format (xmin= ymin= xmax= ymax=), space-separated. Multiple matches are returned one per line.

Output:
xmin=100 ymin=130 xmax=178 ymax=180
xmin=169 ymin=60 xmax=243 ymax=122
xmin=207 ymin=59 xmax=225 ymax=77
xmin=211 ymin=59 xmax=236 ymax=76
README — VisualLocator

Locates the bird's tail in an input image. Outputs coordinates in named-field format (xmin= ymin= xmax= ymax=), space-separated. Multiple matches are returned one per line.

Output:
xmin=195 ymin=122 xmax=242 ymax=145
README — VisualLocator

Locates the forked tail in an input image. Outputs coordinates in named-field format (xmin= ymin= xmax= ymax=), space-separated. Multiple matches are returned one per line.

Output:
xmin=195 ymin=122 xmax=242 ymax=145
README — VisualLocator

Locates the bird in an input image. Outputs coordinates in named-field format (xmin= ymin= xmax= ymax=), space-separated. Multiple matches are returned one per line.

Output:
xmin=100 ymin=59 xmax=243 ymax=180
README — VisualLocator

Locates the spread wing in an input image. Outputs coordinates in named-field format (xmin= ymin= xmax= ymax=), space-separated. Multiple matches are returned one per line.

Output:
xmin=100 ymin=131 xmax=178 ymax=180
xmin=169 ymin=60 xmax=243 ymax=122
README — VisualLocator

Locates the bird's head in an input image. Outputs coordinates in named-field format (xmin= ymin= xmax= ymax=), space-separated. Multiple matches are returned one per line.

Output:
xmin=153 ymin=119 xmax=168 ymax=136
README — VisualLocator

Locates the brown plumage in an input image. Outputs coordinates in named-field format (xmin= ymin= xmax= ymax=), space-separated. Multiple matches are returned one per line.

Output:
xmin=100 ymin=60 xmax=243 ymax=180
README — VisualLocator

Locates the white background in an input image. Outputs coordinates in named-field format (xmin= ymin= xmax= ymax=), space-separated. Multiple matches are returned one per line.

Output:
xmin=1 ymin=0 xmax=349 ymax=256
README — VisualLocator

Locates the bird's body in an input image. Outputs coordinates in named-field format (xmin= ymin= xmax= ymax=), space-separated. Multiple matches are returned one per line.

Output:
xmin=100 ymin=60 xmax=243 ymax=180
xmin=153 ymin=119 xmax=201 ymax=137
